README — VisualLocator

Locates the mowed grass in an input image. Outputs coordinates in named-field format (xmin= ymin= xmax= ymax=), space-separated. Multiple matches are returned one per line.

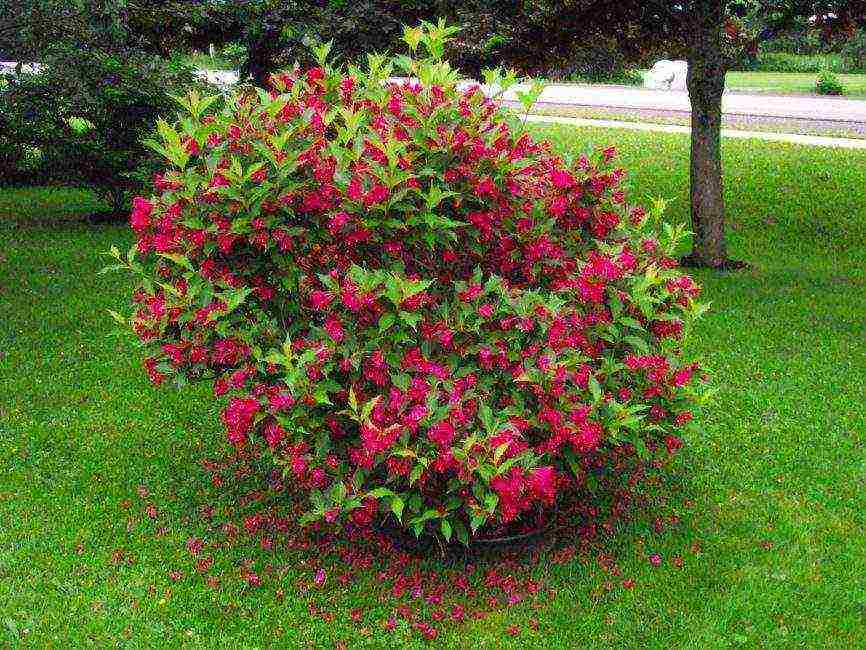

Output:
xmin=630 ymin=70 xmax=866 ymax=97
xmin=724 ymin=71 xmax=866 ymax=97
xmin=1 ymin=127 xmax=865 ymax=648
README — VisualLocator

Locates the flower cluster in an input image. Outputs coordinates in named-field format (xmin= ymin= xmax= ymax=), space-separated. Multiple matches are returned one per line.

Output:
xmin=116 ymin=24 xmax=707 ymax=542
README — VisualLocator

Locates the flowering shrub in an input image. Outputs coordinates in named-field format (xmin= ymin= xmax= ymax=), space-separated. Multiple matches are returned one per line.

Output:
xmin=112 ymin=22 xmax=708 ymax=544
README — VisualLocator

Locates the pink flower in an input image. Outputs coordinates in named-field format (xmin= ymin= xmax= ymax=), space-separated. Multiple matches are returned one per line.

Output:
xmin=459 ymin=284 xmax=482 ymax=302
xmin=328 ymin=211 xmax=351 ymax=234
xmin=674 ymin=410 xmax=693 ymax=426
xmin=269 ymin=392 xmax=295 ymax=411
xmin=550 ymin=168 xmax=575 ymax=189
xmin=339 ymin=76 xmax=356 ymax=97
xmin=347 ymin=176 xmax=363 ymax=201
xmin=672 ymin=366 xmax=694 ymax=387
xmin=665 ymin=435 xmax=684 ymax=454
xmin=475 ymin=177 xmax=496 ymax=196
xmin=263 ymin=421 xmax=285 ymax=448
xmin=573 ymin=420 xmax=602 ymax=451
xmin=221 ymin=397 xmax=260 ymax=446
xmin=363 ymin=184 xmax=390 ymax=207
xmin=427 ymin=420 xmax=455 ymax=447
xmin=490 ymin=467 xmax=527 ymax=523
xmin=130 ymin=197 xmax=152 ymax=232
xmin=387 ymin=94 xmax=403 ymax=117
xmin=323 ymin=316 xmax=345 ymax=343
xmin=209 ymin=173 xmax=230 ymax=189
xmin=309 ymin=290 xmax=333 ymax=311
xmin=291 ymin=455 xmax=307 ymax=478
xmin=527 ymin=466 xmax=557 ymax=505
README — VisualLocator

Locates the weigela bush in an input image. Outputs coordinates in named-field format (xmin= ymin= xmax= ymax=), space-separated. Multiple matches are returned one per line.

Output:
xmin=113 ymin=23 xmax=708 ymax=544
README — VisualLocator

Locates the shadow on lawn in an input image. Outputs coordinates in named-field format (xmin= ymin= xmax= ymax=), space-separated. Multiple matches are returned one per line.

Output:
xmin=125 ymin=420 xmax=695 ymax=641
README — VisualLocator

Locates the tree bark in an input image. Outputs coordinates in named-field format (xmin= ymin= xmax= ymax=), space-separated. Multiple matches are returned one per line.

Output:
xmin=241 ymin=20 xmax=283 ymax=88
xmin=683 ymin=2 xmax=740 ymax=269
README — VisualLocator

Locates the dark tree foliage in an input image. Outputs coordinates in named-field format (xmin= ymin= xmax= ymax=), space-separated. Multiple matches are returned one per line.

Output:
xmin=0 ymin=1 xmax=201 ymax=218
xmin=449 ymin=1 xmax=866 ymax=267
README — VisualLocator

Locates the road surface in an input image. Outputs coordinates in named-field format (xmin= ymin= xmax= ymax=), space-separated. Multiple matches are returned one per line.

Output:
xmin=499 ymin=83 xmax=866 ymax=130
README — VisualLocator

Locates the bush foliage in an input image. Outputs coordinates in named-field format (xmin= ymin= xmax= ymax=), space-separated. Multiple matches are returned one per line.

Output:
xmin=815 ymin=69 xmax=847 ymax=95
xmin=735 ymin=51 xmax=850 ymax=73
xmin=113 ymin=23 xmax=708 ymax=542
xmin=0 ymin=47 xmax=199 ymax=214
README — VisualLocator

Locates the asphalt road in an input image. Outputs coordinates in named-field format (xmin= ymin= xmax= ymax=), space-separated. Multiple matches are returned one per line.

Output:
xmin=501 ymin=83 xmax=866 ymax=126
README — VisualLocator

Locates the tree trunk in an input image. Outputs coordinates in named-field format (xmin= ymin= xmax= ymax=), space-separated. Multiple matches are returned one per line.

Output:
xmin=241 ymin=21 xmax=283 ymax=87
xmin=683 ymin=3 xmax=741 ymax=269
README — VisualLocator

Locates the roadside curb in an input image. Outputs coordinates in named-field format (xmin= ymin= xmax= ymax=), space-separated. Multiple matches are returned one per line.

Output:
xmin=524 ymin=114 xmax=866 ymax=149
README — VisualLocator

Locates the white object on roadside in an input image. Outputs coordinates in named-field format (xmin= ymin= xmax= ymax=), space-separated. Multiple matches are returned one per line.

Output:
xmin=644 ymin=60 xmax=688 ymax=91
xmin=194 ymin=68 xmax=240 ymax=88
xmin=0 ymin=61 xmax=43 ymax=75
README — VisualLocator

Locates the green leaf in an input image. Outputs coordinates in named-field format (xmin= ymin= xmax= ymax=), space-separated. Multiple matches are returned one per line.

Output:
xmin=391 ymin=496 xmax=404 ymax=522
xmin=330 ymin=481 xmax=347 ymax=505
xmin=440 ymin=519 xmax=452 ymax=542
xmin=106 ymin=309 xmax=126 ymax=325
xmin=156 ymin=252 xmax=194 ymax=271
xmin=589 ymin=375 xmax=602 ymax=403
xmin=399 ymin=311 xmax=422 ymax=329
xmin=378 ymin=312 xmax=396 ymax=333
xmin=493 ymin=442 xmax=509 ymax=465
xmin=453 ymin=520 xmax=469 ymax=546
xmin=624 ymin=335 xmax=650 ymax=354
xmin=360 ymin=395 xmax=381 ymax=421
xmin=478 ymin=402 xmax=495 ymax=434
xmin=390 ymin=373 xmax=411 ymax=391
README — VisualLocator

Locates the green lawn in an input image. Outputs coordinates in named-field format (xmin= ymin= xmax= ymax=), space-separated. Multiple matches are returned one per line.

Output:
xmin=630 ymin=70 xmax=866 ymax=97
xmin=724 ymin=71 xmax=866 ymax=97
xmin=2 ymin=127 xmax=865 ymax=647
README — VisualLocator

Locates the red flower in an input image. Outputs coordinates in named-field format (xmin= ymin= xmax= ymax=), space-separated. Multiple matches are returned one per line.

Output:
xmin=550 ymin=168 xmax=575 ymax=189
xmin=363 ymin=184 xmax=390 ymax=207
xmin=527 ymin=466 xmax=557 ymax=505
xmin=222 ymin=397 xmax=260 ymax=446
xmin=427 ymin=420 xmax=455 ymax=447
xmin=323 ymin=316 xmax=345 ymax=343
xmin=263 ymin=421 xmax=285 ymax=448
xmin=574 ymin=421 xmax=602 ymax=451
xmin=307 ymin=67 xmax=325 ymax=84
xmin=130 ymin=197 xmax=152 ymax=232
xmin=307 ymin=290 xmax=332 ymax=312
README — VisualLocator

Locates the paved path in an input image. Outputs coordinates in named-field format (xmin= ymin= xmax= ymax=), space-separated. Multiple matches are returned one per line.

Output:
xmin=504 ymin=83 xmax=866 ymax=125
xmin=524 ymin=114 xmax=866 ymax=149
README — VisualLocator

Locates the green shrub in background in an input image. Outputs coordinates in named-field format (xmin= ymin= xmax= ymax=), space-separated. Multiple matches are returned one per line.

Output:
xmin=839 ymin=29 xmax=866 ymax=73
xmin=741 ymin=52 xmax=849 ymax=73
xmin=220 ymin=42 xmax=248 ymax=68
xmin=0 ymin=46 xmax=201 ymax=220
xmin=815 ymin=69 xmax=846 ymax=95
xmin=541 ymin=37 xmax=644 ymax=85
